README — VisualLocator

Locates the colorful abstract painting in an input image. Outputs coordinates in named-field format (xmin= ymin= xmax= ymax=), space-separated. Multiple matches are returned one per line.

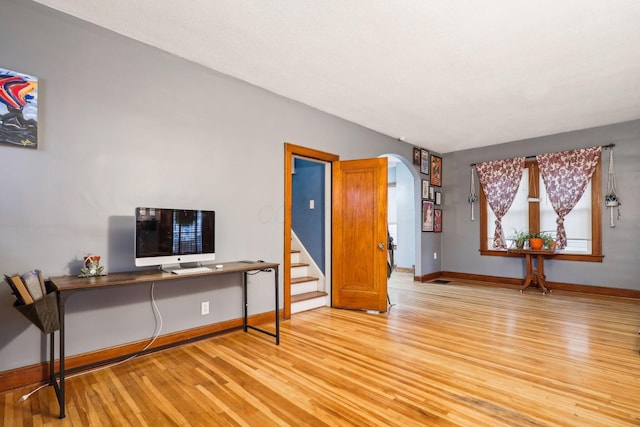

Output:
xmin=0 ymin=68 xmax=38 ymax=148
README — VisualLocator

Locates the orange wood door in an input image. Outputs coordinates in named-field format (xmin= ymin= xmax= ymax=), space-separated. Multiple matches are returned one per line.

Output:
xmin=332 ymin=157 xmax=388 ymax=312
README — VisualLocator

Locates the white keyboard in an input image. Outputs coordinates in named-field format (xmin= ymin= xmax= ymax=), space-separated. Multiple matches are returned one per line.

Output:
xmin=169 ymin=266 xmax=213 ymax=275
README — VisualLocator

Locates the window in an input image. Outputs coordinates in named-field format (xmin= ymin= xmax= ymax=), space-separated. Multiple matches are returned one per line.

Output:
xmin=480 ymin=159 xmax=603 ymax=262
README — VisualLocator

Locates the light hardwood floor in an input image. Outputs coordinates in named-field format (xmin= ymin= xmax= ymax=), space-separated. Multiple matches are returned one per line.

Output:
xmin=2 ymin=273 xmax=640 ymax=426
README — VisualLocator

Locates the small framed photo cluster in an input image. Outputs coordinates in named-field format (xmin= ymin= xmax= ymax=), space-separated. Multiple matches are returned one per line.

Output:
xmin=418 ymin=149 xmax=443 ymax=232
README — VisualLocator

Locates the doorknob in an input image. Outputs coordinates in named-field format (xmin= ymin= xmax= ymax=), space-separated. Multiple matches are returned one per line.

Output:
xmin=378 ymin=242 xmax=385 ymax=251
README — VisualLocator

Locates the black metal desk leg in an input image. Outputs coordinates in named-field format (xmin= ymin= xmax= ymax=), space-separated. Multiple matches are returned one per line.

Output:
xmin=48 ymin=329 xmax=55 ymax=394
xmin=274 ymin=266 xmax=279 ymax=345
xmin=58 ymin=292 xmax=66 ymax=418
xmin=243 ymin=271 xmax=248 ymax=332
xmin=50 ymin=291 xmax=69 ymax=419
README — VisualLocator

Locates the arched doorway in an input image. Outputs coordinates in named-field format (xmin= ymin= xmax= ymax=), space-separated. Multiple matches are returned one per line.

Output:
xmin=383 ymin=154 xmax=421 ymax=278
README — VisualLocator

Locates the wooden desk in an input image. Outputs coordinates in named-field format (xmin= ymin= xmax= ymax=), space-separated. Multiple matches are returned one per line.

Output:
xmin=47 ymin=261 xmax=279 ymax=419
xmin=508 ymin=249 xmax=555 ymax=294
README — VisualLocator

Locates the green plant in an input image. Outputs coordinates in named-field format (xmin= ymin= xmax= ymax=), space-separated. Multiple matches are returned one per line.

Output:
xmin=509 ymin=229 xmax=529 ymax=249
xmin=528 ymin=231 xmax=555 ymax=249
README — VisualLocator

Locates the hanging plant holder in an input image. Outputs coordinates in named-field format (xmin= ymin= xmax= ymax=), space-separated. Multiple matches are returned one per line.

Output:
xmin=605 ymin=193 xmax=619 ymax=207
xmin=468 ymin=166 xmax=478 ymax=221
xmin=605 ymin=145 xmax=620 ymax=228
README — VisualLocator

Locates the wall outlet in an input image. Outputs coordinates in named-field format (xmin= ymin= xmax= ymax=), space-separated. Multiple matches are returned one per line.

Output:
xmin=433 ymin=252 xmax=438 ymax=260
xmin=309 ymin=199 xmax=315 ymax=209
xmin=201 ymin=301 xmax=209 ymax=315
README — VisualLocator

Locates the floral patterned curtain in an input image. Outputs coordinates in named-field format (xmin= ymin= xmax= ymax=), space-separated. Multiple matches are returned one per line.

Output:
xmin=476 ymin=157 xmax=525 ymax=249
xmin=537 ymin=146 xmax=601 ymax=249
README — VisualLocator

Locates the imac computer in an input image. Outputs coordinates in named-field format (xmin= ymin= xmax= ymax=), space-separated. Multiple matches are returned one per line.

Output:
xmin=135 ymin=207 xmax=215 ymax=274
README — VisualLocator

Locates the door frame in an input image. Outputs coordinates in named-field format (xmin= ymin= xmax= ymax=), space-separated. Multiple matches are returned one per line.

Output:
xmin=284 ymin=143 xmax=339 ymax=320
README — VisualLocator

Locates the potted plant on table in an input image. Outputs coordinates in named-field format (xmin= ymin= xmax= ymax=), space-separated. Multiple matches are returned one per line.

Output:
xmin=542 ymin=232 xmax=557 ymax=251
xmin=528 ymin=231 xmax=555 ymax=251
xmin=509 ymin=229 xmax=529 ymax=249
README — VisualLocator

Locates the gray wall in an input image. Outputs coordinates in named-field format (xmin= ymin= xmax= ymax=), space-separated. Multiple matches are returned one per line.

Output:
xmin=0 ymin=0 xmax=421 ymax=372
xmin=442 ymin=120 xmax=640 ymax=289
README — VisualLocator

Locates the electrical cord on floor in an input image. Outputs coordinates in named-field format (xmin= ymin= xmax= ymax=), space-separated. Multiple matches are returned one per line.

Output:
xmin=19 ymin=282 xmax=163 ymax=403
xmin=18 ymin=383 xmax=48 ymax=402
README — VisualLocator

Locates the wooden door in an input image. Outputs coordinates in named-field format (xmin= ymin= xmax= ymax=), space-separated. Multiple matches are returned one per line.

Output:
xmin=332 ymin=157 xmax=388 ymax=312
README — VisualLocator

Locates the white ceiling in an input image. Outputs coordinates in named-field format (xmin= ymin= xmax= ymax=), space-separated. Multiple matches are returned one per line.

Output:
xmin=33 ymin=0 xmax=640 ymax=153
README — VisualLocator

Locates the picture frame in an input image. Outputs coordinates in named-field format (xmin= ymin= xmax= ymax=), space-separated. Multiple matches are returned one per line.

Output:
xmin=422 ymin=200 xmax=434 ymax=232
xmin=435 ymin=191 xmax=442 ymax=206
xmin=0 ymin=67 xmax=38 ymax=149
xmin=434 ymin=209 xmax=442 ymax=232
xmin=413 ymin=147 xmax=421 ymax=166
xmin=420 ymin=149 xmax=430 ymax=175
xmin=429 ymin=186 xmax=435 ymax=201
xmin=430 ymin=154 xmax=442 ymax=186
xmin=421 ymin=179 xmax=429 ymax=199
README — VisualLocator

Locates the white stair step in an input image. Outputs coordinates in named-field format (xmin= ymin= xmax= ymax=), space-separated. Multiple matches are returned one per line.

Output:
xmin=291 ymin=291 xmax=327 ymax=314
xmin=290 ymin=250 xmax=301 ymax=264
xmin=291 ymin=277 xmax=319 ymax=295
xmin=291 ymin=263 xmax=309 ymax=279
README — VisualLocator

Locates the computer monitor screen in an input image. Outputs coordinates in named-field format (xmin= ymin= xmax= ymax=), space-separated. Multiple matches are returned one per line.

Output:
xmin=135 ymin=207 xmax=215 ymax=268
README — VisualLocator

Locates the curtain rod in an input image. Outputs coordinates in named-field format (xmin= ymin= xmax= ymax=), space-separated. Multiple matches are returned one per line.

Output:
xmin=469 ymin=143 xmax=615 ymax=167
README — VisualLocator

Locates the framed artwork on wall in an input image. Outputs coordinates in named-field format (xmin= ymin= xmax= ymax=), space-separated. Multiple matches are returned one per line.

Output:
xmin=422 ymin=200 xmax=434 ymax=232
xmin=0 ymin=67 xmax=38 ymax=149
xmin=413 ymin=147 xmax=421 ymax=166
xmin=420 ymin=149 xmax=430 ymax=175
xmin=435 ymin=191 xmax=442 ymax=206
xmin=421 ymin=179 xmax=429 ymax=199
xmin=434 ymin=209 xmax=442 ymax=232
xmin=430 ymin=154 xmax=442 ymax=186
xmin=429 ymin=186 xmax=435 ymax=201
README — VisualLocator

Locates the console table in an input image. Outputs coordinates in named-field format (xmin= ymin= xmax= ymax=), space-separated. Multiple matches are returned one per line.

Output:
xmin=508 ymin=249 xmax=556 ymax=294
xmin=47 ymin=261 xmax=279 ymax=419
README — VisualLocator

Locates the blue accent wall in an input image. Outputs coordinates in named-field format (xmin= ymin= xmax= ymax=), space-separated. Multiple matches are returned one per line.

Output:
xmin=292 ymin=159 xmax=325 ymax=273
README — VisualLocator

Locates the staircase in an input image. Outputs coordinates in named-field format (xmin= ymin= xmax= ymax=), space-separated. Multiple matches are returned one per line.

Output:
xmin=290 ymin=248 xmax=328 ymax=314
